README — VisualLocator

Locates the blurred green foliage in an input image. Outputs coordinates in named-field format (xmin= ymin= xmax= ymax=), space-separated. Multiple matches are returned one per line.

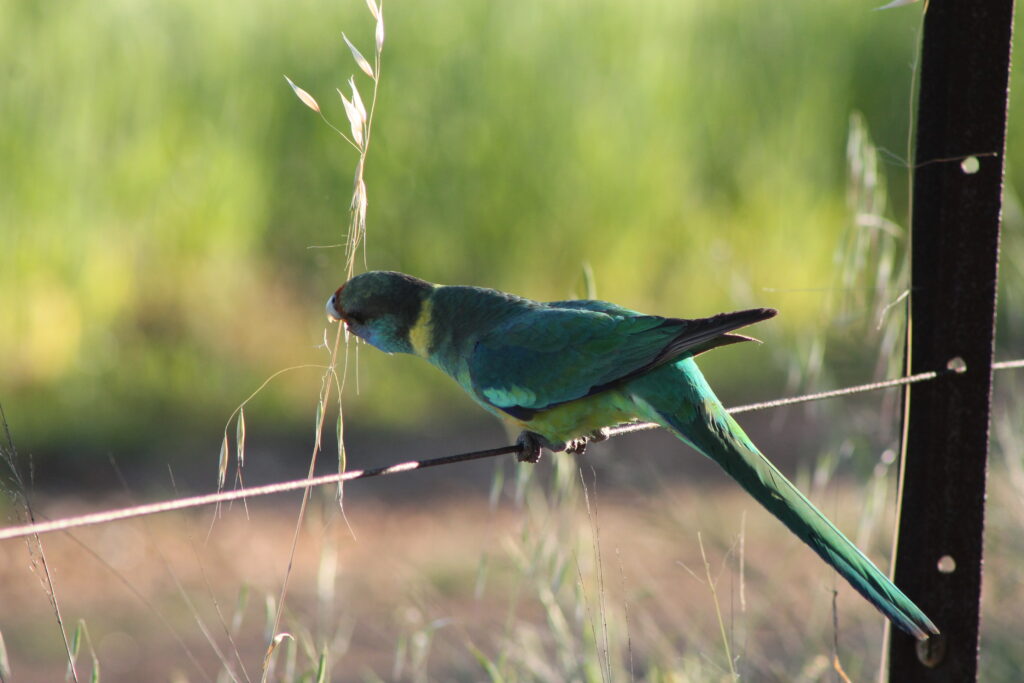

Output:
xmin=1 ymin=0 xmax=1021 ymax=457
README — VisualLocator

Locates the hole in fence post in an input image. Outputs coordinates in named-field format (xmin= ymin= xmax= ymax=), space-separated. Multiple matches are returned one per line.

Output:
xmin=947 ymin=356 xmax=967 ymax=373
xmin=917 ymin=633 xmax=947 ymax=668
xmin=960 ymin=155 xmax=981 ymax=174
xmin=937 ymin=555 xmax=957 ymax=573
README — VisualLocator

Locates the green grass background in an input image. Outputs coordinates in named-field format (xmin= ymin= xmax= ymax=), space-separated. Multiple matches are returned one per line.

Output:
xmin=1 ymin=0 xmax=1021 ymax=457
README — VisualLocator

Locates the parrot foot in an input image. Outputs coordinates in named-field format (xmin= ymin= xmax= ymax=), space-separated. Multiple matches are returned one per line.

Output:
xmin=565 ymin=439 xmax=587 ymax=455
xmin=516 ymin=431 xmax=549 ymax=463
xmin=516 ymin=429 xmax=610 ymax=462
xmin=565 ymin=428 xmax=611 ymax=456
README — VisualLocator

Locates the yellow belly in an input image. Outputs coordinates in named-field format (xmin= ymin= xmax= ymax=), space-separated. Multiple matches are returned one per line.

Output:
xmin=503 ymin=389 xmax=638 ymax=444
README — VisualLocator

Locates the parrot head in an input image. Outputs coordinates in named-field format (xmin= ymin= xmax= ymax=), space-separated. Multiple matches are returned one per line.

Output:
xmin=326 ymin=271 xmax=434 ymax=354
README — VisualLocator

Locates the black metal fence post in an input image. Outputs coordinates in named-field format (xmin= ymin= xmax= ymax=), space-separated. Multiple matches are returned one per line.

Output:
xmin=888 ymin=1 xmax=1014 ymax=681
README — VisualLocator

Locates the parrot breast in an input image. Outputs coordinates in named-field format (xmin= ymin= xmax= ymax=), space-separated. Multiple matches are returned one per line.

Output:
xmin=501 ymin=388 xmax=638 ymax=444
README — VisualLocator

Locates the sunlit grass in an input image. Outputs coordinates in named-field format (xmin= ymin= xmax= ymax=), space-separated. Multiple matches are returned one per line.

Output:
xmin=3 ymin=0 xmax=999 ymax=452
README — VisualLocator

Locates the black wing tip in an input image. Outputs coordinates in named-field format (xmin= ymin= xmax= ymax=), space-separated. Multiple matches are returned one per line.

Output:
xmin=712 ymin=307 xmax=777 ymax=328
xmin=748 ymin=307 xmax=778 ymax=321
xmin=721 ymin=332 xmax=763 ymax=345
xmin=920 ymin=619 xmax=941 ymax=640
xmin=907 ymin=619 xmax=941 ymax=641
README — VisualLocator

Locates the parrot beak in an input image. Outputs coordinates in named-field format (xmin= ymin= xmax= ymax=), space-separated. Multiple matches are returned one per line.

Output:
xmin=326 ymin=287 xmax=344 ymax=322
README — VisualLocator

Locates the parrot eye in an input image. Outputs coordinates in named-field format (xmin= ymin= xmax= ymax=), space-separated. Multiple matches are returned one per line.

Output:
xmin=325 ymin=293 xmax=343 ymax=321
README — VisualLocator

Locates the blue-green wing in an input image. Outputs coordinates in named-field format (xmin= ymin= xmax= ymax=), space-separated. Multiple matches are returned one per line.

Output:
xmin=547 ymin=299 xmax=641 ymax=316
xmin=468 ymin=304 xmax=774 ymax=419
xmin=468 ymin=308 xmax=674 ymax=417
xmin=553 ymin=299 xmax=766 ymax=357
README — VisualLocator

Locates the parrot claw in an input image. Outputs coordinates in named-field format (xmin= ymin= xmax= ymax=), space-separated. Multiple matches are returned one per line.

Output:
xmin=516 ymin=431 xmax=547 ymax=463
xmin=566 ymin=438 xmax=588 ymax=456
xmin=566 ymin=429 xmax=608 ymax=455
xmin=516 ymin=429 xmax=608 ymax=462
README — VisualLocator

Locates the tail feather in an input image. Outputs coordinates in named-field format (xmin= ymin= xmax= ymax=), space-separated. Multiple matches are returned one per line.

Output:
xmin=629 ymin=359 xmax=939 ymax=640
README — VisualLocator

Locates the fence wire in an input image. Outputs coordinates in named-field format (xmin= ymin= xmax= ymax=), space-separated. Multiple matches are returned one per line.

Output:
xmin=0 ymin=357 xmax=1021 ymax=543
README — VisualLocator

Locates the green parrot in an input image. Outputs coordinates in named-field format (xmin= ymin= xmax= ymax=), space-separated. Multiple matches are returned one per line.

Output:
xmin=326 ymin=270 xmax=938 ymax=640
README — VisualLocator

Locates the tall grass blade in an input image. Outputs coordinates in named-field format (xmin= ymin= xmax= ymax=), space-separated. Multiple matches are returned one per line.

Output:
xmin=0 ymin=630 xmax=10 ymax=683
xmin=469 ymin=644 xmax=504 ymax=681
xmin=231 ymin=585 xmax=249 ymax=636
xmin=698 ymin=533 xmax=738 ymax=681
xmin=262 ymin=632 xmax=294 ymax=676
xmin=314 ymin=649 xmax=328 ymax=683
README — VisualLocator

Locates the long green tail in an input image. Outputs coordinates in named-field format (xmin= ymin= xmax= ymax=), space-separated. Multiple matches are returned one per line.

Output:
xmin=628 ymin=358 xmax=938 ymax=640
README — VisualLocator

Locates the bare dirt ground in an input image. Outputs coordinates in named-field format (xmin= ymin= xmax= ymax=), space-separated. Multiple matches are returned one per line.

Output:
xmin=3 ymin=421 xmax=1021 ymax=681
